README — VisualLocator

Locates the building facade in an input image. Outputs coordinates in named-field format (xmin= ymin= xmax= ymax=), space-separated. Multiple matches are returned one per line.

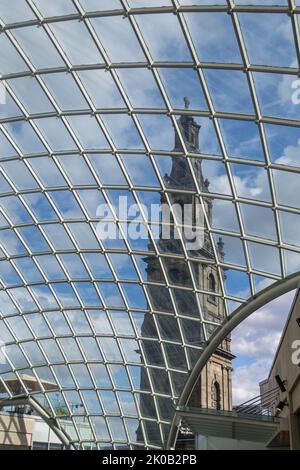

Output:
xmin=259 ymin=286 xmax=300 ymax=450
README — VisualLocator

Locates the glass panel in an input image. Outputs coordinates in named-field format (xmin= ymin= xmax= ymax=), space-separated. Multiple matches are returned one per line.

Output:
xmin=40 ymin=224 xmax=74 ymax=250
xmin=79 ymin=337 xmax=102 ymax=361
xmin=25 ymin=313 xmax=51 ymax=338
xmin=134 ymin=14 xmax=191 ymax=61
xmin=49 ymin=21 xmax=104 ymax=66
xmin=4 ymin=122 xmax=46 ymax=154
xmin=6 ymin=316 xmax=33 ymax=341
xmin=0 ymin=196 xmax=32 ymax=224
xmin=121 ymin=155 xmax=160 ymax=187
xmin=67 ymin=115 xmax=109 ymax=150
xmin=66 ymin=315 xmax=90 ymax=338
xmin=279 ymin=210 xmax=300 ymax=247
xmin=0 ymin=35 xmax=28 ymax=76
xmin=12 ymin=27 xmax=64 ymax=69
xmin=239 ymin=13 xmax=296 ymax=67
xmin=91 ymin=16 xmax=146 ymax=63
xmin=102 ymin=114 xmax=144 ymax=149
xmin=0 ymin=0 xmax=35 ymax=24
xmin=284 ymin=249 xmax=300 ymax=276
xmin=30 ymin=285 xmax=59 ymax=309
xmin=15 ymin=257 xmax=43 ymax=283
xmin=240 ymin=203 xmax=277 ymax=241
xmin=205 ymin=69 xmax=255 ymax=114
xmin=88 ymin=154 xmax=127 ymax=186
xmin=7 ymin=76 xmax=54 ymax=114
xmin=57 ymin=155 xmax=96 ymax=186
xmin=231 ymin=163 xmax=271 ymax=202
xmin=89 ymin=364 xmax=111 ymax=388
xmin=159 ymin=67 xmax=207 ymax=111
xmin=49 ymin=191 xmax=84 ymax=219
xmin=273 ymin=169 xmax=300 ymax=209
xmin=79 ymin=0 xmax=122 ymax=11
xmin=77 ymin=70 xmax=125 ymax=109
xmin=117 ymin=68 xmax=164 ymax=109
xmin=100 ymin=338 xmax=122 ymax=362
xmin=75 ymin=282 xmax=102 ymax=307
xmin=59 ymin=254 xmax=89 ymax=279
xmin=118 ymin=392 xmax=138 ymax=417
xmin=0 ymin=260 xmax=22 ymax=287
xmin=23 ymin=193 xmax=59 ymax=222
xmin=224 ymin=269 xmax=251 ymax=300
xmin=0 ymin=129 xmax=18 ymax=159
xmin=39 ymin=339 xmax=64 ymax=363
xmin=253 ymin=72 xmax=299 ymax=121
xmin=32 ymin=0 xmax=77 ymax=17
xmin=109 ymin=364 xmax=131 ymax=389
xmin=76 ymin=189 xmax=107 ymax=218
xmin=265 ymin=124 xmax=300 ymax=168
xmin=5 ymin=344 xmax=29 ymax=369
xmin=34 ymin=118 xmax=77 ymax=152
xmin=185 ymin=13 xmax=242 ymax=64
xmin=58 ymin=337 xmax=83 ymax=361
xmin=18 ymin=225 xmax=52 ymax=253
xmin=248 ymin=241 xmax=281 ymax=276
xmin=220 ymin=119 xmax=264 ymax=162
xmin=138 ymin=114 xmax=175 ymax=151
xmin=108 ymin=254 xmax=138 ymax=280
xmin=107 ymin=417 xmax=127 ymax=442
xmin=68 ymin=223 xmax=100 ymax=250
xmin=201 ymin=159 xmax=232 ymax=196
xmin=0 ymin=229 xmax=27 ymax=255
xmin=121 ymin=284 xmax=147 ymax=309
xmin=41 ymin=73 xmax=88 ymax=111
xmin=212 ymin=233 xmax=246 ymax=267
xmin=51 ymin=283 xmax=80 ymax=308
xmin=211 ymin=199 xmax=240 ymax=233
xmin=1 ymin=160 xmax=36 ymax=190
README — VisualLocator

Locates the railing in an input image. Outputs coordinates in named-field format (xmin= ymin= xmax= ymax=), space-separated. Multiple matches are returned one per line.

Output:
xmin=233 ymin=386 xmax=280 ymax=417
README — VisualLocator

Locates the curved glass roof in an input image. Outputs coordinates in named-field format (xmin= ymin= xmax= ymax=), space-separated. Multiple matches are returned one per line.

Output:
xmin=0 ymin=0 xmax=300 ymax=449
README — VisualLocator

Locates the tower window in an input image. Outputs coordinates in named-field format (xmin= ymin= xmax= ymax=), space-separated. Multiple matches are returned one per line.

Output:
xmin=211 ymin=381 xmax=221 ymax=410
xmin=208 ymin=273 xmax=216 ymax=302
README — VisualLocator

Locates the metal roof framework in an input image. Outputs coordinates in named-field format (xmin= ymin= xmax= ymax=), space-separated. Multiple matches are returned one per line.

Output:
xmin=0 ymin=0 xmax=300 ymax=449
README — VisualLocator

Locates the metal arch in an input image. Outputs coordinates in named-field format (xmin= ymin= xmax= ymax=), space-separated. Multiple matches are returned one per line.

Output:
xmin=0 ymin=395 xmax=75 ymax=450
xmin=166 ymin=271 xmax=300 ymax=450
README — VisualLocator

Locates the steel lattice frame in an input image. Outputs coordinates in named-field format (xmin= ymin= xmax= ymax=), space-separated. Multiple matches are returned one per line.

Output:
xmin=0 ymin=0 xmax=300 ymax=450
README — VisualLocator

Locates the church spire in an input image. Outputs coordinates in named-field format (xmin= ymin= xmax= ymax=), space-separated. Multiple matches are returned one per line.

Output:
xmin=184 ymin=96 xmax=190 ymax=109
xmin=174 ymin=98 xmax=201 ymax=152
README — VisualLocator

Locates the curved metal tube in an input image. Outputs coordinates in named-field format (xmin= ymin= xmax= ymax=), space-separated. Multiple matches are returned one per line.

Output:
xmin=166 ymin=272 xmax=300 ymax=449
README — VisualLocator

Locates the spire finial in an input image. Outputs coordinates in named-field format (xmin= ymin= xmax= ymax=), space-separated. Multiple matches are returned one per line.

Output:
xmin=184 ymin=96 xmax=190 ymax=109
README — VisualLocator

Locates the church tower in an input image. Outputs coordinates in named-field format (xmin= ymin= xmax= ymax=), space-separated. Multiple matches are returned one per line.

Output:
xmin=168 ymin=99 xmax=234 ymax=414
xmin=137 ymin=100 xmax=234 ymax=447
xmin=147 ymin=99 xmax=234 ymax=411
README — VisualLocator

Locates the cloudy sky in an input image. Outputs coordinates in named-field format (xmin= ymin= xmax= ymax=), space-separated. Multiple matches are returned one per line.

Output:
xmin=231 ymin=289 xmax=295 ymax=404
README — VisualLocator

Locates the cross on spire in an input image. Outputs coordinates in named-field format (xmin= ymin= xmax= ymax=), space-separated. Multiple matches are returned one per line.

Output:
xmin=184 ymin=96 xmax=190 ymax=109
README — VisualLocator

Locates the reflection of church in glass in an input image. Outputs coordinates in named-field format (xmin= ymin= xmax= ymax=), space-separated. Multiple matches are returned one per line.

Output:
xmin=137 ymin=100 xmax=234 ymax=448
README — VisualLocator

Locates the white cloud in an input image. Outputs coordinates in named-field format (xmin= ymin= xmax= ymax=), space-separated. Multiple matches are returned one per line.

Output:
xmin=232 ymin=290 xmax=295 ymax=403
xmin=232 ymin=359 xmax=271 ymax=403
